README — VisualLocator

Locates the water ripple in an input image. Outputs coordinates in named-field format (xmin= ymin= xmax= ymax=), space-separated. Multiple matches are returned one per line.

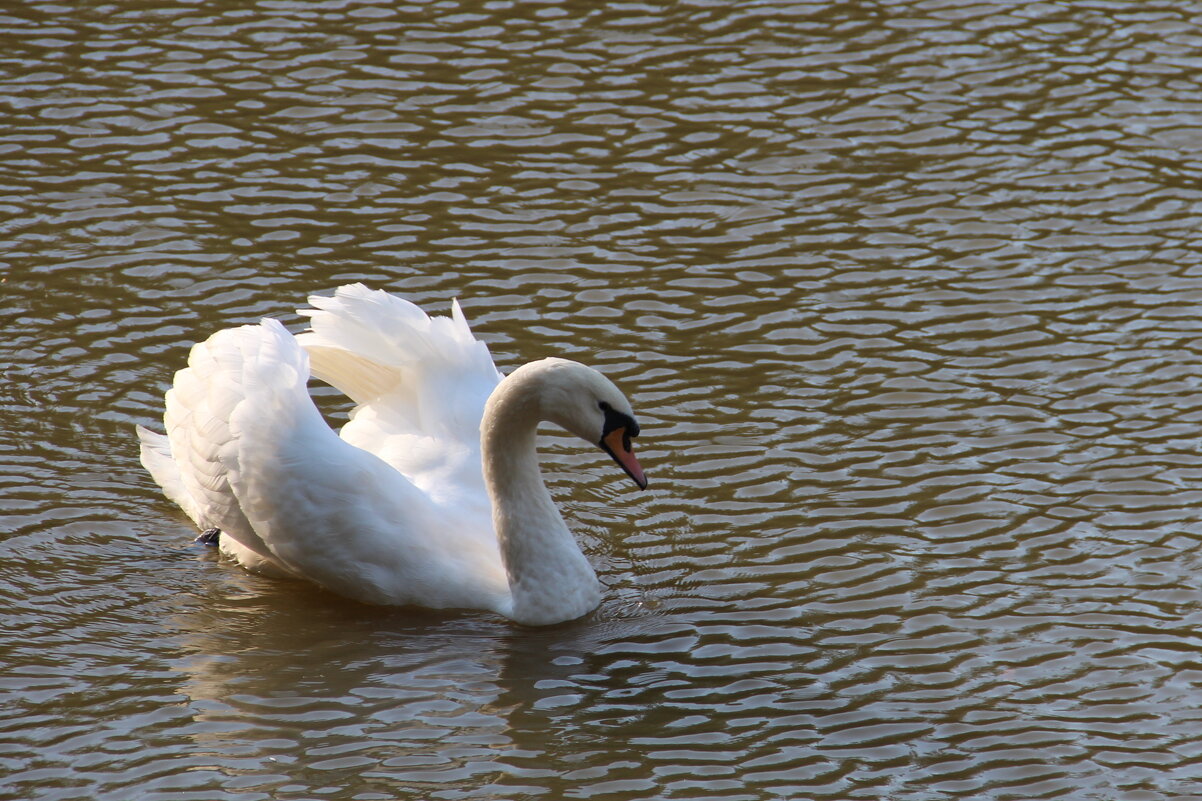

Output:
xmin=6 ymin=1 xmax=1202 ymax=799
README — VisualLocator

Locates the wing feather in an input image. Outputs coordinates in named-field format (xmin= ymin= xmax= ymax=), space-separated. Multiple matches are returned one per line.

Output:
xmin=295 ymin=284 xmax=503 ymax=508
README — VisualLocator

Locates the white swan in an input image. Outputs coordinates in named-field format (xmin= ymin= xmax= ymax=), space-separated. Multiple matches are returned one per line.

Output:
xmin=135 ymin=284 xmax=648 ymax=626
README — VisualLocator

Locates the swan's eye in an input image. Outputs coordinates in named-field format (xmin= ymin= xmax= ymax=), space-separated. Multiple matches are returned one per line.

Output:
xmin=598 ymin=401 xmax=612 ymax=413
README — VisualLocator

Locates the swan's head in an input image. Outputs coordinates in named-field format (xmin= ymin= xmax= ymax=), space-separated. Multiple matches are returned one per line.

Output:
xmin=520 ymin=357 xmax=648 ymax=490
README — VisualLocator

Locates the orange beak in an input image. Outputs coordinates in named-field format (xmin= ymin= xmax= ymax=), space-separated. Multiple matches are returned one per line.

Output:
xmin=600 ymin=426 xmax=648 ymax=490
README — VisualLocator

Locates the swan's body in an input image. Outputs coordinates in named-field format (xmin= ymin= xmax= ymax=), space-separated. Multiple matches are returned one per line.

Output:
xmin=136 ymin=284 xmax=647 ymax=625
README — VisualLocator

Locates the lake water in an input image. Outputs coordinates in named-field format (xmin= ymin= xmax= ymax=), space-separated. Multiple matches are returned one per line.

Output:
xmin=6 ymin=1 xmax=1202 ymax=798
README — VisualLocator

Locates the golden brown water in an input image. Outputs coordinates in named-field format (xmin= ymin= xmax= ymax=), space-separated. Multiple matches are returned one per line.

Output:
xmin=6 ymin=1 xmax=1202 ymax=798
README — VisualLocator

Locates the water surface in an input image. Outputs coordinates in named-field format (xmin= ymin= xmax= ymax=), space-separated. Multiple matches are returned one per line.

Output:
xmin=5 ymin=1 xmax=1202 ymax=799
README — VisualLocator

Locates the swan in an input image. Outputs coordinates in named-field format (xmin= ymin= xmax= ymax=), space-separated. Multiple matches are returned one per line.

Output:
xmin=135 ymin=284 xmax=648 ymax=626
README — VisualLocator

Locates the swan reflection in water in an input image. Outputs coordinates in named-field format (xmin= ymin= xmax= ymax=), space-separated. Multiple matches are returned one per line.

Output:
xmin=165 ymin=569 xmax=671 ymax=791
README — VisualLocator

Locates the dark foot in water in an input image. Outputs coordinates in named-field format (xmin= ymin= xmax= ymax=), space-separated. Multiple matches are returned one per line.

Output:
xmin=196 ymin=527 xmax=221 ymax=547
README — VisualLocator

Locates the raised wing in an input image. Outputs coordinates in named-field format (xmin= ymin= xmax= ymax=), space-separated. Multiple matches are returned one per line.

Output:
xmin=295 ymin=284 xmax=503 ymax=509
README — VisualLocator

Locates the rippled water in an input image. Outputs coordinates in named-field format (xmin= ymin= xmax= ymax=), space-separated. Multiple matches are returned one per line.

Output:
xmin=6 ymin=1 xmax=1202 ymax=798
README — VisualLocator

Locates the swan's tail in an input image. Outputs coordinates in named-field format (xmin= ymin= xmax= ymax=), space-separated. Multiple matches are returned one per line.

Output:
xmin=296 ymin=283 xmax=502 ymax=440
xmin=136 ymin=424 xmax=201 ymax=526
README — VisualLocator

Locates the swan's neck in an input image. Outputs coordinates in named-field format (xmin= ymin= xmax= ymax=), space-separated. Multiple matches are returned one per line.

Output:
xmin=481 ymin=374 xmax=601 ymax=626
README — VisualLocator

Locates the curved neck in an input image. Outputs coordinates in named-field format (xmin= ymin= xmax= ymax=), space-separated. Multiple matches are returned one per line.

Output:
xmin=481 ymin=368 xmax=600 ymax=626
